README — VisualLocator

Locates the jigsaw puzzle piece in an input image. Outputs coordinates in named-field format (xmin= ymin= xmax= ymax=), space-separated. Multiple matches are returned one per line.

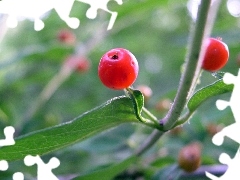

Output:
xmin=24 ymin=155 xmax=60 ymax=180
xmin=0 ymin=126 xmax=15 ymax=147
xmin=54 ymin=0 xmax=80 ymax=29
xmin=0 ymin=160 xmax=8 ymax=171
xmin=76 ymin=0 xmax=123 ymax=30
xmin=12 ymin=172 xmax=24 ymax=180
xmin=216 ymin=100 xmax=230 ymax=111
xmin=205 ymin=171 xmax=220 ymax=180
xmin=220 ymin=70 xmax=240 ymax=121
xmin=207 ymin=149 xmax=240 ymax=180
xmin=212 ymin=122 xmax=240 ymax=146
xmin=222 ymin=72 xmax=237 ymax=85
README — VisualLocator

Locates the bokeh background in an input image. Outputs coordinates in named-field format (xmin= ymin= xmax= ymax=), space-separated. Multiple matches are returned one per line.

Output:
xmin=0 ymin=0 xmax=240 ymax=179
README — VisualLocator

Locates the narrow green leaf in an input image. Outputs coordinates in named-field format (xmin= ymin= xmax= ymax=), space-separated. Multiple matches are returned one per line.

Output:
xmin=126 ymin=88 xmax=161 ymax=130
xmin=73 ymin=156 xmax=137 ymax=180
xmin=0 ymin=96 xmax=139 ymax=161
xmin=127 ymin=89 xmax=144 ymax=117
xmin=153 ymin=164 xmax=182 ymax=180
xmin=187 ymin=79 xmax=233 ymax=112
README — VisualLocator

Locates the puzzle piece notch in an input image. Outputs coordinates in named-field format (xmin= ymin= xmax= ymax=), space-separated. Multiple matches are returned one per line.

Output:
xmin=76 ymin=0 xmax=123 ymax=30
xmin=0 ymin=126 xmax=15 ymax=147
xmin=12 ymin=172 xmax=24 ymax=180
xmin=205 ymin=148 xmax=240 ymax=180
xmin=218 ymin=70 xmax=240 ymax=121
xmin=0 ymin=0 xmax=79 ymax=31
xmin=216 ymin=100 xmax=230 ymax=111
xmin=212 ymin=70 xmax=240 ymax=146
xmin=0 ymin=160 xmax=8 ymax=171
xmin=206 ymin=69 xmax=240 ymax=179
xmin=0 ymin=0 xmax=123 ymax=31
xmin=24 ymin=155 xmax=60 ymax=180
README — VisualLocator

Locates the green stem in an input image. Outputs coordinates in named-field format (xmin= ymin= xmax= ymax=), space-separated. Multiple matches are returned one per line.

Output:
xmin=173 ymin=110 xmax=194 ymax=128
xmin=161 ymin=1 xmax=211 ymax=131
xmin=142 ymin=107 xmax=158 ymax=122
xmin=135 ymin=0 xmax=220 ymax=156
xmin=125 ymin=88 xmax=161 ymax=130
xmin=135 ymin=130 xmax=164 ymax=156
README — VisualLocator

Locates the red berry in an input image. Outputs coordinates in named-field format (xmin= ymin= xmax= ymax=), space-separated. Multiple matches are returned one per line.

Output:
xmin=202 ymin=38 xmax=229 ymax=72
xmin=155 ymin=98 xmax=172 ymax=112
xmin=136 ymin=85 xmax=152 ymax=101
xmin=57 ymin=29 xmax=76 ymax=45
xmin=206 ymin=123 xmax=223 ymax=137
xmin=178 ymin=142 xmax=202 ymax=173
xmin=98 ymin=48 xmax=139 ymax=90
xmin=64 ymin=55 xmax=90 ymax=73
xmin=76 ymin=59 xmax=90 ymax=72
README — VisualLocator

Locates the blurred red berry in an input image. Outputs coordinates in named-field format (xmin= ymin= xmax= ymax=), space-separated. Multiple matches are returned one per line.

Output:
xmin=65 ymin=55 xmax=90 ymax=73
xmin=206 ymin=123 xmax=223 ymax=137
xmin=57 ymin=29 xmax=76 ymax=45
xmin=136 ymin=85 xmax=152 ymax=101
xmin=178 ymin=142 xmax=202 ymax=173
xmin=155 ymin=98 xmax=172 ymax=112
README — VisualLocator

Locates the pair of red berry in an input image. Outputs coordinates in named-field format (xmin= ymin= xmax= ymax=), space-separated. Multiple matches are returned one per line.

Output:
xmin=98 ymin=38 xmax=229 ymax=90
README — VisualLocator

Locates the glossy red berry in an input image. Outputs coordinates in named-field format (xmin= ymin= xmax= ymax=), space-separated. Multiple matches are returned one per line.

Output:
xmin=202 ymin=38 xmax=229 ymax=72
xmin=98 ymin=48 xmax=139 ymax=90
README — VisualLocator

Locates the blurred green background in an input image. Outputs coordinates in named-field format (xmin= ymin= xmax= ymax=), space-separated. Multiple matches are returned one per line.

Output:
xmin=0 ymin=0 xmax=240 ymax=179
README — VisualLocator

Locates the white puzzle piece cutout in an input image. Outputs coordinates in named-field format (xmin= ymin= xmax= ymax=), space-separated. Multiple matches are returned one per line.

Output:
xmin=206 ymin=149 xmax=240 ymax=180
xmin=0 ymin=0 xmax=79 ymax=31
xmin=76 ymin=0 xmax=123 ymax=30
xmin=206 ymin=69 xmax=240 ymax=179
xmin=0 ymin=126 xmax=15 ymax=172
xmin=24 ymin=155 xmax=60 ymax=180
xmin=0 ymin=0 xmax=123 ymax=31
xmin=0 ymin=160 xmax=8 ymax=171
xmin=0 ymin=126 xmax=19 ymax=179
xmin=12 ymin=172 xmax=24 ymax=180
xmin=0 ymin=126 xmax=15 ymax=147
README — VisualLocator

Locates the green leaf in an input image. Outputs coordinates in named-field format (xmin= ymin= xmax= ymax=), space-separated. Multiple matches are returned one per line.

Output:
xmin=126 ymin=88 xmax=161 ymax=130
xmin=73 ymin=156 xmax=137 ymax=180
xmin=187 ymin=79 xmax=233 ymax=112
xmin=0 ymin=96 xmax=139 ymax=161
xmin=150 ymin=156 xmax=175 ymax=168
xmin=78 ymin=124 xmax=134 ymax=153
xmin=127 ymin=89 xmax=144 ymax=118
xmin=153 ymin=164 xmax=182 ymax=180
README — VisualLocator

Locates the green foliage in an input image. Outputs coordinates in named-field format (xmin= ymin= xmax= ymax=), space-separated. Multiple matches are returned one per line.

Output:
xmin=73 ymin=156 xmax=137 ymax=180
xmin=187 ymin=78 xmax=233 ymax=112
xmin=0 ymin=0 xmax=239 ymax=179
xmin=0 ymin=96 xmax=139 ymax=161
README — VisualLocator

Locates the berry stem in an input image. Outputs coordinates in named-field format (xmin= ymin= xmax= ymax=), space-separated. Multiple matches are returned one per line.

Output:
xmin=135 ymin=0 xmax=221 ymax=156
xmin=142 ymin=107 xmax=158 ymax=122
xmin=172 ymin=110 xmax=194 ymax=128
xmin=125 ymin=88 xmax=161 ymax=130
xmin=161 ymin=1 xmax=212 ymax=130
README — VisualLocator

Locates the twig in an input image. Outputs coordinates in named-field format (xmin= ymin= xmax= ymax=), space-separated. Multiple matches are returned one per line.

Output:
xmin=161 ymin=0 xmax=211 ymax=130
xmin=180 ymin=164 xmax=227 ymax=178
xmin=135 ymin=0 xmax=221 ymax=156
xmin=135 ymin=130 xmax=164 ymax=156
